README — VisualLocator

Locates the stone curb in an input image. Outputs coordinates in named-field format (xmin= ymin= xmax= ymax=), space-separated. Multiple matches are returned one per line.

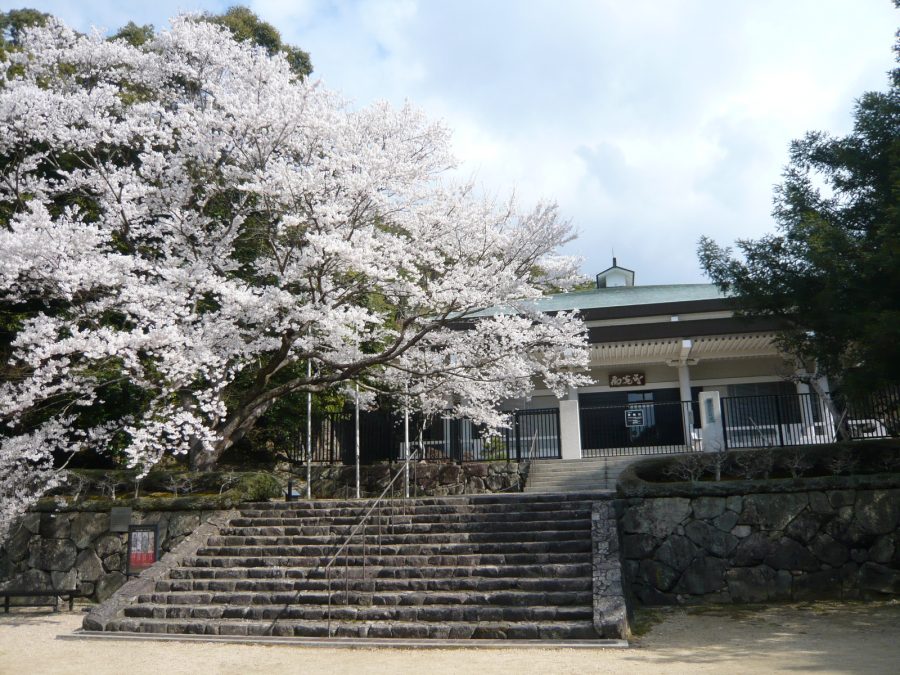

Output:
xmin=82 ymin=510 xmax=238 ymax=631
xmin=619 ymin=465 xmax=900 ymax=499
xmin=592 ymin=501 xmax=631 ymax=639
xmin=61 ymin=630 xmax=629 ymax=649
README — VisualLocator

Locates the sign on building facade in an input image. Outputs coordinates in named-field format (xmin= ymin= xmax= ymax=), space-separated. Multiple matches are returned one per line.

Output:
xmin=609 ymin=372 xmax=646 ymax=387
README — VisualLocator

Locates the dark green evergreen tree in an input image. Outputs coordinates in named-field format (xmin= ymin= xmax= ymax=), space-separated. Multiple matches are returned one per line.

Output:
xmin=698 ymin=25 xmax=900 ymax=399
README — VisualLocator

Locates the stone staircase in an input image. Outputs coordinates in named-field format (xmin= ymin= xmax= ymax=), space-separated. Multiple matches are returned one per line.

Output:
xmin=89 ymin=493 xmax=623 ymax=640
xmin=524 ymin=457 xmax=637 ymax=493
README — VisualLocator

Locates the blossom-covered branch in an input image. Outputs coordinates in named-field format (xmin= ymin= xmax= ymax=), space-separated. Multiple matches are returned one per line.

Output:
xmin=0 ymin=15 xmax=589 ymax=495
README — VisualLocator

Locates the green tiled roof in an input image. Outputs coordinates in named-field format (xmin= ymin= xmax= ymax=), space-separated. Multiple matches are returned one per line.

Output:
xmin=472 ymin=284 xmax=729 ymax=316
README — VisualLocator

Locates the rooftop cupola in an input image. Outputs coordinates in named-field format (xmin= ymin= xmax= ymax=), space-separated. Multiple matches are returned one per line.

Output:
xmin=595 ymin=257 xmax=635 ymax=288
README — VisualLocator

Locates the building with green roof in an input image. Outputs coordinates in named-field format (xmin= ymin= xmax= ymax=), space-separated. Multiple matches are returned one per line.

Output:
xmin=494 ymin=260 xmax=830 ymax=461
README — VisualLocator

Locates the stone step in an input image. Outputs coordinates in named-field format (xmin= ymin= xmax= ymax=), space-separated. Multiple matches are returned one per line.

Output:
xmin=526 ymin=473 xmax=620 ymax=481
xmin=181 ymin=551 xmax=591 ymax=569
xmin=154 ymin=575 xmax=592 ymax=594
xmin=227 ymin=510 xmax=591 ymax=527
xmin=104 ymin=617 xmax=600 ymax=639
xmin=526 ymin=479 xmax=618 ymax=487
xmin=92 ymin=491 xmax=623 ymax=641
xmin=206 ymin=527 xmax=589 ymax=547
xmin=526 ymin=482 xmax=615 ymax=494
xmin=526 ymin=479 xmax=613 ymax=486
xmin=238 ymin=500 xmax=595 ymax=517
xmin=194 ymin=539 xmax=591 ymax=558
xmin=528 ymin=466 xmax=620 ymax=474
xmin=524 ymin=488 xmax=613 ymax=494
xmin=530 ymin=458 xmax=633 ymax=465
xmin=219 ymin=517 xmax=590 ymax=537
xmin=134 ymin=589 xmax=593 ymax=607
xmin=246 ymin=492 xmax=607 ymax=508
xmin=168 ymin=561 xmax=593 ymax=581
xmin=124 ymin=602 xmax=593 ymax=623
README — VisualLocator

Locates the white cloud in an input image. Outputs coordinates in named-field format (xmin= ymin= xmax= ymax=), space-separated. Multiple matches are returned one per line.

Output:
xmin=16 ymin=0 xmax=900 ymax=283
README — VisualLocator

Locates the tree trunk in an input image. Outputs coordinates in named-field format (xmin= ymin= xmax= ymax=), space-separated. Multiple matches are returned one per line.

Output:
xmin=189 ymin=398 xmax=278 ymax=471
xmin=807 ymin=377 xmax=851 ymax=442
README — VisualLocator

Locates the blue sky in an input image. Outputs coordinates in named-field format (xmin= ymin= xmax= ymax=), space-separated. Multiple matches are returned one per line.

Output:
xmin=5 ymin=0 xmax=897 ymax=284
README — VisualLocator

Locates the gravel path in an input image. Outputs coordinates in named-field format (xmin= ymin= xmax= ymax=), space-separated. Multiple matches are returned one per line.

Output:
xmin=1 ymin=601 xmax=897 ymax=674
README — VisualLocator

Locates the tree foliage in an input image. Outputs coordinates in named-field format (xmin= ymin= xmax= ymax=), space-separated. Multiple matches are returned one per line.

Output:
xmin=0 ymin=8 xmax=49 ymax=51
xmin=0 ymin=15 xmax=588 ymax=537
xmin=207 ymin=6 xmax=312 ymax=78
xmin=109 ymin=21 xmax=154 ymax=47
xmin=698 ymin=31 xmax=900 ymax=397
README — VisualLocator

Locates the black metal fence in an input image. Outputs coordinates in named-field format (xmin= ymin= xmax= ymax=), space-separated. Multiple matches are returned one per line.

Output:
xmin=836 ymin=387 xmax=900 ymax=439
xmin=414 ymin=408 xmax=561 ymax=462
xmin=721 ymin=387 xmax=900 ymax=449
xmin=580 ymin=400 xmax=698 ymax=457
xmin=721 ymin=393 xmax=830 ymax=449
xmin=290 ymin=407 xmax=561 ymax=465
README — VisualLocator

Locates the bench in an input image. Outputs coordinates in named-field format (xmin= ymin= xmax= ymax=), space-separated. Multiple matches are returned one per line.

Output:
xmin=1 ymin=589 xmax=84 ymax=613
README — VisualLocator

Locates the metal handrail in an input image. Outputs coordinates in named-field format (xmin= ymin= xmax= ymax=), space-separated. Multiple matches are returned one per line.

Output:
xmin=324 ymin=447 xmax=420 ymax=636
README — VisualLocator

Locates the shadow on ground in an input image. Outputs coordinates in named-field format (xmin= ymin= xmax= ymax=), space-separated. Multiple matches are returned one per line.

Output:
xmin=625 ymin=601 xmax=900 ymax=674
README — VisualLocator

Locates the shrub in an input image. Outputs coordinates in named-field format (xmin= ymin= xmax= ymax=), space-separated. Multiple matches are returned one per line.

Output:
xmin=780 ymin=449 xmax=813 ymax=478
xmin=733 ymin=449 xmax=774 ymax=480
xmin=235 ymin=472 xmax=282 ymax=501
xmin=663 ymin=453 xmax=708 ymax=482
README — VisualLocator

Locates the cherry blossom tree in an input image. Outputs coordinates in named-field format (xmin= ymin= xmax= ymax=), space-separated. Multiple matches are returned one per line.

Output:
xmin=0 ymin=15 xmax=588 ymax=531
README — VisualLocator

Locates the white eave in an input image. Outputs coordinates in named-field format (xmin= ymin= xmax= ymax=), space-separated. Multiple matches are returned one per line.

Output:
xmin=589 ymin=333 xmax=780 ymax=367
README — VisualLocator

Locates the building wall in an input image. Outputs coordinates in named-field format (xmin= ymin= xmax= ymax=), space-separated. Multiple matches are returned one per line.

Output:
xmin=689 ymin=357 xmax=790 ymax=386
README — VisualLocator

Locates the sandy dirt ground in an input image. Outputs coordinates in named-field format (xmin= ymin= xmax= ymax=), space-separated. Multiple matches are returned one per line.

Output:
xmin=0 ymin=601 xmax=898 ymax=675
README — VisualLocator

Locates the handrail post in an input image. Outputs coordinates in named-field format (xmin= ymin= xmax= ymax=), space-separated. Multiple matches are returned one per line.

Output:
xmin=355 ymin=383 xmax=361 ymax=499
xmin=404 ymin=387 xmax=410 ymax=499
xmin=318 ymin=447 xmax=420 ymax=635
xmin=326 ymin=564 xmax=331 ymax=637
xmin=306 ymin=357 xmax=312 ymax=500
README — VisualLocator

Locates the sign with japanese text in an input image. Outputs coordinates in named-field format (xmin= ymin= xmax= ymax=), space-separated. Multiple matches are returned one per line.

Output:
xmin=609 ymin=372 xmax=646 ymax=387
xmin=625 ymin=409 xmax=645 ymax=427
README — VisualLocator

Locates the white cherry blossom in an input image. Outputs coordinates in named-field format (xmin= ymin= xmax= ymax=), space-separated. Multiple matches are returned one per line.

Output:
xmin=0 ymin=16 xmax=589 ymax=538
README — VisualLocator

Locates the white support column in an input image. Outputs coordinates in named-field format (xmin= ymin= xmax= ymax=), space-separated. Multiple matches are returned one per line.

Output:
xmin=699 ymin=390 xmax=724 ymax=453
xmin=677 ymin=362 xmax=696 ymax=450
xmin=669 ymin=339 xmax=696 ymax=450
xmin=677 ymin=363 xmax=692 ymax=404
xmin=559 ymin=387 xmax=582 ymax=460
xmin=795 ymin=378 xmax=816 ymax=442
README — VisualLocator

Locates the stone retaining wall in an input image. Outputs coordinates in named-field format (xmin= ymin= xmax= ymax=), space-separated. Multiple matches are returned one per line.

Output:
xmin=306 ymin=461 xmax=528 ymax=498
xmin=620 ymin=488 xmax=900 ymax=604
xmin=1 ymin=461 xmax=526 ymax=605
xmin=0 ymin=509 xmax=218 ymax=603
